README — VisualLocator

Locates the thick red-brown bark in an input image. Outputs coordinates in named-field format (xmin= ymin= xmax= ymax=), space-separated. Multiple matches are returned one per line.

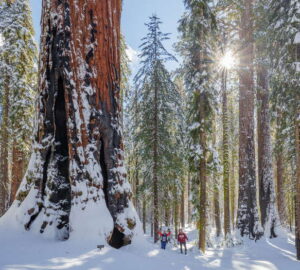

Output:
xmin=14 ymin=0 xmax=136 ymax=248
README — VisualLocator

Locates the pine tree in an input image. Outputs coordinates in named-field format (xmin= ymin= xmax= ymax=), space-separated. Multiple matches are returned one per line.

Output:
xmin=133 ymin=15 xmax=180 ymax=243
xmin=178 ymin=0 xmax=217 ymax=253
xmin=0 ymin=0 xmax=37 ymax=214
xmin=3 ymin=0 xmax=139 ymax=248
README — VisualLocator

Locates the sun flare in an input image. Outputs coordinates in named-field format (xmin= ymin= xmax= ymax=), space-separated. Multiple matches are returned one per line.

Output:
xmin=220 ymin=51 xmax=235 ymax=69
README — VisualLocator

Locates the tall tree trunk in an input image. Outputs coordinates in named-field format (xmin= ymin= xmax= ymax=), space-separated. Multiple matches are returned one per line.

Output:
xmin=212 ymin=120 xmax=221 ymax=237
xmin=174 ymin=187 xmax=179 ymax=237
xmin=153 ymin=68 xmax=159 ymax=242
xmin=257 ymin=65 xmax=277 ymax=237
xmin=10 ymin=144 xmax=25 ymax=204
xmin=237 ymin=0 xmax=261 ymax=239
xmin=12 ymin=0 xmax=137 ymax=248
xmin=134 ymin=159 xmax=139 ymax=212
xmin=143 ymin=198 xmax=146 ymax=234
xmin=295 ymin=113 xmax=300 ymax=260
xmin=213 ymin=177 xmax=221 ymax=237
xmin=0 ymin=76 xmax=10 ymax=216
xmin=229 ymin=97 xmax=237 ymax=230
xmin=230 ymin=147 xmax=236 ymax=229
xmin=151 ymin=213 xmax=154 ymax=237
xmin=165 ymin=204 xmax=170 ymax=227
xmin=199 ymin=94 xmax=207 ymax=253
xmin=276 ymin=153 xmax=285 ymax=222
xmin=187 ymin=171 xmax=192 ymax=224
xmin=222 ymin=70 xmax=231 ymax=238
xmin=181 ymin=182 xmax=185 ymax=228
xmin=275 ymin=117 xmax=286 ymax=224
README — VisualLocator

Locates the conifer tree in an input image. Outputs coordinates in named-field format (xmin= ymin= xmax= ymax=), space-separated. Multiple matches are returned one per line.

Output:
xmin=2 ymin=0 xmax=139 ymax=248
xmin=178 ymin=0 xmax=216 ymax=253
xmin=0 ymin=0 xmax=37 ymax=214
xmin=133 ymin=15 xmax=180 ymax=243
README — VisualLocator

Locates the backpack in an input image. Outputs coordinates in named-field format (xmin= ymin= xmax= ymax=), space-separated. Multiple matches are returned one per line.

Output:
xmin=161 ymin=233 xmax=167 ymax=242
xmin=178 ymin=233 xmax=186 ymax=242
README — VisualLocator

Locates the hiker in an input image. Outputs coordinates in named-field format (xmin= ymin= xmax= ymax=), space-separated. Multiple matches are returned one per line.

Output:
xmin=158 ymin=230 xmax=171 ymax=250
xmin=177 ymin=229 xmax=188 ymax=254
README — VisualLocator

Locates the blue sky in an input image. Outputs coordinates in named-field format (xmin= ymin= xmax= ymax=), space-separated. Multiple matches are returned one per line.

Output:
xmin=29 ymin=0 xmax=184 ymax=72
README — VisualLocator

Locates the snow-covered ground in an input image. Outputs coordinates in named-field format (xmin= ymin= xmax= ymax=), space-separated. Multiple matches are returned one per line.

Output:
xmin=0 ymin=224 xmax=299 ymax=270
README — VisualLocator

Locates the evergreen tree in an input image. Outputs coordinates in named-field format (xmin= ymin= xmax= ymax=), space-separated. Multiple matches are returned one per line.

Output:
xmin=133 ymin=15 xmax=181 ymax=243
xmin=0 ymin=0 xmax=37 ymax=215
xmin=3 ymin=0 xmax=139 ymax=247
xmin=177 ymin=0 xmax=217 ymax=253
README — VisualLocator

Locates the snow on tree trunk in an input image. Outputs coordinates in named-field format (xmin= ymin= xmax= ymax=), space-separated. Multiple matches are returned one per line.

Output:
xmin=4 ymin=0 xmax=139 ymax=248
xmin=237 ymin=0 xmax=262 ymax=239
xmin=257 ymin=65 xmax=277 ymax=237
xmin=0 ymin=0 xmax=38 ymax=210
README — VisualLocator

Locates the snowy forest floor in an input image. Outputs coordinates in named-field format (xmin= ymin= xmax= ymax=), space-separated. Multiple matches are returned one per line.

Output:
xmin=0 ymin=225 xmax=299 ymax=270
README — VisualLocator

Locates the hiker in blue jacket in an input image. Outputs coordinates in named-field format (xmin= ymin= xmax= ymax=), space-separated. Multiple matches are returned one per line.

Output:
xmin=158 ymin=230 xmax=171 ymax=249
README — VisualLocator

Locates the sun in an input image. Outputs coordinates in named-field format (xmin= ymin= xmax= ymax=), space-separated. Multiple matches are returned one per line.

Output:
xmin=220 ymin=51 xmax=235 ymax=69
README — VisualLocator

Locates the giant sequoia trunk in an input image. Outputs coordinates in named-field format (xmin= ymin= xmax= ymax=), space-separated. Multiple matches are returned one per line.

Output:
xmin=237 ymin=0 xmax=261 ymax=239
xmin=8 ymin=0 xmax=138 ymax=248
xmin=257 ymin=65 xmax=277 ymax=237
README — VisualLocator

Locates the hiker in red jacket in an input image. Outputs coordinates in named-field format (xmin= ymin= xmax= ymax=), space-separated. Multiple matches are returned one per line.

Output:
xmin=177 ymin=229 xmax=188 ymax=254
xmin=158 ymin=229 xmax=171 ymax=250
